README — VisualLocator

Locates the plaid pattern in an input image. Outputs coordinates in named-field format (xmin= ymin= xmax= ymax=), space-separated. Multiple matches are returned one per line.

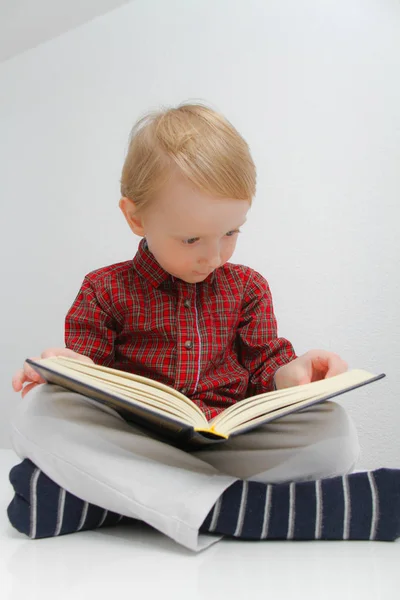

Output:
xmin=65 ymin=239 xmax=295 ymax=420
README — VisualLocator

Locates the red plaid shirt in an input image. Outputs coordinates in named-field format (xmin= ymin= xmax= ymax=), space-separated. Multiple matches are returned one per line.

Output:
xmin=65 ymin=239 xmax=295 ymax=420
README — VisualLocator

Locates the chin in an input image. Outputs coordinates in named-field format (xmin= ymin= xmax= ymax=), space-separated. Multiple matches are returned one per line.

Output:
xmin=179 ymin=274 xmax=205 ymax=284
xmin=192 ymin=273 xmax=210 ymax=282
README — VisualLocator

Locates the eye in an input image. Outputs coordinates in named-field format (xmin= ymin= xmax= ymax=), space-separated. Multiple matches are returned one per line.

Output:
xmin=226 ymin=229 xmax=241 ymax=237
xmin=183 ymin=237 xmax=200 ymax=245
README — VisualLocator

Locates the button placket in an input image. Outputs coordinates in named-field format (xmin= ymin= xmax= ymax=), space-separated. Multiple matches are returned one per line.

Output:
xmin=174 ymin=283 xmax=197 ymax=395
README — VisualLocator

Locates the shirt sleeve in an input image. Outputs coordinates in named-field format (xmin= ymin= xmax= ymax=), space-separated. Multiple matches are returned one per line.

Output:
xmin=237 ymin=269 xmax=296 ymax=395
xmin=65 ymin=276 xmax=119 ymax=366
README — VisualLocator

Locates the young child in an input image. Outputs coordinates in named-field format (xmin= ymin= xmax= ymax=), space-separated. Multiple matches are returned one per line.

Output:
xmin=9 ymin=104 xmax=399 ymax=550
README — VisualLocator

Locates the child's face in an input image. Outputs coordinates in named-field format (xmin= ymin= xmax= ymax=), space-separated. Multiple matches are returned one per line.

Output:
xmin=124 ymin=172 xmax=250 ymax=284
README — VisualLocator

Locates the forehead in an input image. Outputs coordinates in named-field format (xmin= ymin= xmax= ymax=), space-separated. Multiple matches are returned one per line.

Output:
xmin=152 ymin=172 xmax=250 ymax=233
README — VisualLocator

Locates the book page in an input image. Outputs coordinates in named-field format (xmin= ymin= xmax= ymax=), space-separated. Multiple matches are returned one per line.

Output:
xmin=36 ymin=357 xmax=208 ymax=429
xmin=222 ymin=391 xmax=338 ymax=436
xmin=211 ymin=369 xmax=379 ymax=435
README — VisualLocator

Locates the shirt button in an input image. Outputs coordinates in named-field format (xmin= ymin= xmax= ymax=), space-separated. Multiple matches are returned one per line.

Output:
xmin=180 ymin=387 xmax=188 ymax=395
xmin=183 ymin=299 xmax=191 ymax=308
xmin=184 ymin=340 xmax=193 ymax=349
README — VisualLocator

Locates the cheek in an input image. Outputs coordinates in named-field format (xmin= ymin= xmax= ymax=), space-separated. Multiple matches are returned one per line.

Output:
xmin=180 ymin=249 xmax=196 ymax=267
xmin=147 ymin=238 xmax=180 ymax=269
xmin=222 ymin=239 xmax=237 ymax=261
xmin=167 ymin=243 xmax=192 ymax=268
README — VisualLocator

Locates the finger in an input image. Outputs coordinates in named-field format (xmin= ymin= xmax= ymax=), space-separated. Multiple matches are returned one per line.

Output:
xmin=325 ymin=357 xmax=348 ymax=378
xmin=286 ymin=365 xmax=312 ymax=387
xmin=21 ymin=382 xmax=39 ymax=399
xmin=12 ymin=368 xmax=40 ymax=391
xmin=41 ymin=347 xmax=77 ymax=359
xmin=60 ymin=348 xmax=93 ymax=363
xmin=307 ymin=351 xmax=346 ymax=380
xmin=12 ymin=370 xmax=24 ymax=392
xmin=308 ymin=350 xmax=345 ymax=365
xmin=75 ymin=354 xmax=94 ymax=364
xmin=41 ymin=348 xmax=93 ymax=364
xmin=23 ymin=359 xmax=45 ymax=383
xmin=297 ymin=377 xmax=311 ymax=386
xmin=41 ymin=348 xmax=64 ymax=358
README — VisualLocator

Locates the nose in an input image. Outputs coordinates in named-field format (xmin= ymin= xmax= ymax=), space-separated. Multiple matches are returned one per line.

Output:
xmin=199 ymin=243 xmax=221 ymax=270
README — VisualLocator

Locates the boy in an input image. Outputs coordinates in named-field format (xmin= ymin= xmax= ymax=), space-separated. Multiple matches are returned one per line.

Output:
xmin=9 ymin=104 xmax=399 ymax=549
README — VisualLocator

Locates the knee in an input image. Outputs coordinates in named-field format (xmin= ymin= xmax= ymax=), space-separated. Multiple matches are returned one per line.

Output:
xmin=11 ymin=384 xmax=54 ymax=427
xmin=313 ymin=402 xmax=360 ymax=477
xmin=10 ymin=385 xmax=53 ymax=455
xmin=10 ymin=384 xmax=91 ymax=454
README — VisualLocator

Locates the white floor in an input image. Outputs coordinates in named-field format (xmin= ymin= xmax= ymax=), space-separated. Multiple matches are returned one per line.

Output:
xmin=0 ymin=450 xmax=399 ymax=600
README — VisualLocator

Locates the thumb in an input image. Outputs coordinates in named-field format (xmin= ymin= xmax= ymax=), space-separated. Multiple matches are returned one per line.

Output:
xmin=297 ymin=375 xmax=312 ymax=386
xmin=324 ymin=357 xmax=348 ymax=379
xmin=275 ymin=361 xmax=311 ymax=389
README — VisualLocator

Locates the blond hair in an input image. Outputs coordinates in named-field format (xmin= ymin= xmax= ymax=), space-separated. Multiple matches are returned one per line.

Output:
xmin=120 ymin=103 xmax=256 ymax=212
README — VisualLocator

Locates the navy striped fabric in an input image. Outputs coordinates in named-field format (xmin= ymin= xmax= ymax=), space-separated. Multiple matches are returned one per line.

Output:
xmin=7 ymin=460 xmax=400 ymax=542
xmin=8 ymin=460 xmax=127 ymax=539
xmin=201 ymin=470 xmax=400 ymax=542
xmin=374 ymin=469 xmax=400 ymax=541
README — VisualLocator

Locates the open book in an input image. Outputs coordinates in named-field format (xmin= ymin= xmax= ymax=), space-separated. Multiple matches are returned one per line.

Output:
xmin=27 ymin=357 xmax=385 ymax=448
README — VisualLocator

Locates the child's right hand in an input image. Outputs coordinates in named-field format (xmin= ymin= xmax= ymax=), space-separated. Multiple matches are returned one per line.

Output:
xmin=12 ymin=348 xmax=94 ymax=398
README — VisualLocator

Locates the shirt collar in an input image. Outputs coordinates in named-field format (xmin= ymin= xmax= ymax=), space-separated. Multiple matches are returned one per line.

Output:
xmin=132 ymin=238 xmax=216 ymax=288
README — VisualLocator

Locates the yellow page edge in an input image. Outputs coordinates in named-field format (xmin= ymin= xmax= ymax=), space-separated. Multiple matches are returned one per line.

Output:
xmin=194 ymin=427 xmax=228 ymax=439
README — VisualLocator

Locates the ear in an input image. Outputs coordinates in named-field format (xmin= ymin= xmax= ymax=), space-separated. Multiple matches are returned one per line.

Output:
xmin=119 ymin=197 xmax=145 ymax=237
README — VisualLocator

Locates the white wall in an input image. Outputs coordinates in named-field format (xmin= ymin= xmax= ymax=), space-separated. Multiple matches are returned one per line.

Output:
xmin=0 ymin=0 xmax=133 ymax=62
xmin=1 ymin=0 xmax=399 ymax=468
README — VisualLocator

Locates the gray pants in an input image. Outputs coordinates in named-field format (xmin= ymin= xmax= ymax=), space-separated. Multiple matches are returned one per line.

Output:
xmin=10 ymin=384 xmax=360 ymax=551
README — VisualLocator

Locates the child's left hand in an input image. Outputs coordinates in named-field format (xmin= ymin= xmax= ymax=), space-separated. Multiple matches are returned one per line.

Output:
xmin=274 ymin=350 xmax=348 ymax=390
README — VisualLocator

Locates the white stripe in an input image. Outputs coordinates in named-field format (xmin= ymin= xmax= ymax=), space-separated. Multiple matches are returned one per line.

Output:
xmin=209 ymin=497 xmax=222 ymax=532
xmin=115 ymin=514 xmax=124 ymax=524
xmin=54 ymin=488 xmax=66 ymax=536
xmin=315 ymin=480 xmax=322 ymax=539
xmin=29 ymin=468 xmax=41 ymax=539
xmin=367 ymin=471 xmax=379 ymax=541
xmin=342 ymin=475 xmax=351 ymax=540
xmin=261 ymin=485 xmax=272 ymax=539
xmin=77 ymin=502 xmax=89 ymax=531
xmin=234 ymin=481 xmax=248 ymax=537
xmin=193 ymin=289 xmax=202 ymax=393
xmin=287 ymin=482 xmax=296 ymax=540
xmin=97 ymin=509 xmax=108 ymax=528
